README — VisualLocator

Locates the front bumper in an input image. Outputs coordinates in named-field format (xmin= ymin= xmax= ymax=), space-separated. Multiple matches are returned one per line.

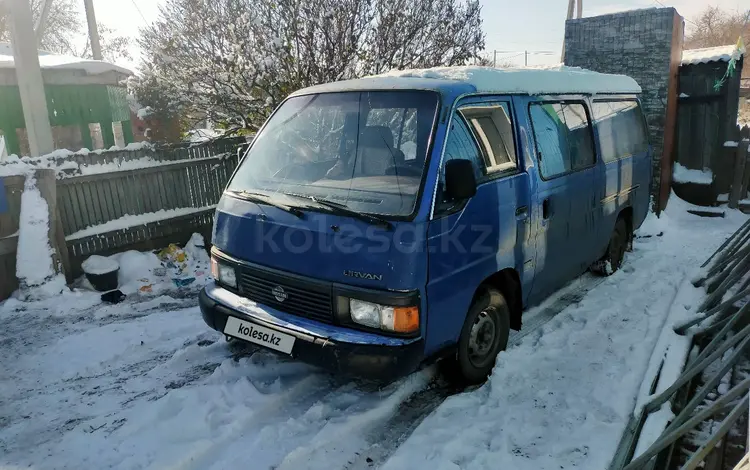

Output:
xmin=199 ymin=284 xmax=424 ymax=380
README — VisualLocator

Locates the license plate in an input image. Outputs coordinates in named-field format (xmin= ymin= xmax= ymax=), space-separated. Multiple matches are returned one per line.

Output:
xmin=224 ymin=317 xmax=295 ymax=354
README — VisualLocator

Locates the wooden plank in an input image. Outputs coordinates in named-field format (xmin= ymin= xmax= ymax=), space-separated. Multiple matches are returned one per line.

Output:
xmin=87 ymin=180 xmax=104 ymax=225
xmin=74 ymin=183 xmax=91 ymax=231
xmin=95 ymin=181 xmax=111 ymax=223
xmin=740 ymin=140 xmax=750 ymax=203
xmin=156 ymin=170 xmax=169 ymax=210
xmin=729 ymin=141 xmax=749 ymax=208
xmin=56 ymin=186 xmax=72 ymax=237
xmin=195 ymin=162 xmax=208 ymax=207
xmin=56 ymin=156 xmax=225 ymax=185
xmin=108 ymin=178 xmax=122 ymax=220
xmin=177 ymin=167 xmax=191 ymax=207
xmin=65 ymin=184 xmax=82 ymax=234
xmin=114 ymin=177 xmax=128 ymax=218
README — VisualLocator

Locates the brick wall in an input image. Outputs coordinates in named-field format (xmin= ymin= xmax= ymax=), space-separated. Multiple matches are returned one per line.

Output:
xmin=564 ymin=8 xmax=683 ymax=205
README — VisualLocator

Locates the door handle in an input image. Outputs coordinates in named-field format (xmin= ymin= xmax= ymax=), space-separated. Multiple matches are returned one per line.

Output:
xmin=515 ymin=205 xmax=528 ymax=218
xmin=542 ymin=198 xmax=551 ymax=219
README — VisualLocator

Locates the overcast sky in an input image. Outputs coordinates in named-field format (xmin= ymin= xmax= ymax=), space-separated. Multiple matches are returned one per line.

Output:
xmin=93 ymin=0 xmax=747 ymax=72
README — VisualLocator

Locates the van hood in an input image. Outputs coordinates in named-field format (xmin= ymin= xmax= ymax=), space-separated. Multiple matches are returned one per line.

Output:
xmin=211 ymin=195 xmax=427 ymax=291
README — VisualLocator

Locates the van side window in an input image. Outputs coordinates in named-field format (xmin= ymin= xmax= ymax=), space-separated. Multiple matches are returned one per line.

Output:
xmin=459 ymin=103 xmax=517 ymax=174
xmin=529 ymin=102 xmax=595 ymax=179
xmin=591 ymin=100 xmax=649 ymax=163
xmin=435 ymin=114 xmax=484 ymax=213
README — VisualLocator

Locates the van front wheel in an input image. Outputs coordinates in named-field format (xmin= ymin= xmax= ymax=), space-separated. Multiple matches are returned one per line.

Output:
xmin=443 ymin=288 xmax=510 ymax=385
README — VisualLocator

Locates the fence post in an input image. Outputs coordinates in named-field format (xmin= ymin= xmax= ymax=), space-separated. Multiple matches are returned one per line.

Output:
xmin=741 ymin=139 xmax=750 ymax=205
xmin=729 ymin=139 xmax=749 ymax=209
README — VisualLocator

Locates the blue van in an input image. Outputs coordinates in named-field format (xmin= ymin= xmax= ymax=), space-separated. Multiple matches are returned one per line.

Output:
xmin=199 ymin=67 xmax=651 ymax=383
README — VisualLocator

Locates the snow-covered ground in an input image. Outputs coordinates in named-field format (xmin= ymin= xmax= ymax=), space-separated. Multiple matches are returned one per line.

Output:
xmin=0 ymin=195 xmax=747 ymax=470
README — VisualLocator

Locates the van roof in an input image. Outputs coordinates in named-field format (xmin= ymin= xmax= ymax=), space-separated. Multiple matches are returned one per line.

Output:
xmin=291 ymin=65 xmax=641 ymax=97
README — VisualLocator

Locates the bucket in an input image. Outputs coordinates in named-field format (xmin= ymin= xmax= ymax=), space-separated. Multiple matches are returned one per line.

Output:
xmin=85 ymin=269 xmax=120 ymax=292
xmin=82 ymin=255 xmax=120 ymax=292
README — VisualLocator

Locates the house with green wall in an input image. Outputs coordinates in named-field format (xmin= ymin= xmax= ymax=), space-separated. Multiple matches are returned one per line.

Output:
xmin=0 ymin=43 xmax=133 ymax=156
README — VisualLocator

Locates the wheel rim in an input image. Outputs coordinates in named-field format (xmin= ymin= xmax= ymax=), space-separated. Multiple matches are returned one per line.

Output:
xmin=468 ymin=309 xmax=497 ymax=367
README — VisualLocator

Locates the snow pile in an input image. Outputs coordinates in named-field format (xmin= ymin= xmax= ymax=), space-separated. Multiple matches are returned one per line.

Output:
xmin=66 ymin=205 xmax=216 ymax=240
xmin=681 ymin=44 xmax=745 ymax=65
xmin=724 ymin=141 xmax=739 ymax=147
xmin=0 ymin=143 xmax=158 ymax=177
xmin=137 ymin=106 xmax=154 ymax=119
xmin=672 ymin=162 xmax=713 ymax=185
xmin=0 ymin=44 xmax=132 ymax=75
xmin=15 ymin=175 xmax=66 ymax=299
xmin=77 ymin=156 xmax=165 ymax=175
xmin=372 ymin=65 xmax=641 ymax=94
xmin=381 ymin=193 xmax=748 ymax=470
xmin=0 ymin=153 xmax=79 ymax=177
xmin=81 ymin=255 xmax=120 ymax=275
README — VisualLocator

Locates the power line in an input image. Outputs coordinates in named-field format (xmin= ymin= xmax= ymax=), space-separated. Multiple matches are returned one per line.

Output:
xmin=128 ymin=0 xmax=148 ymax=24
xmin=650 ymin=0 xmax=698 ymax=27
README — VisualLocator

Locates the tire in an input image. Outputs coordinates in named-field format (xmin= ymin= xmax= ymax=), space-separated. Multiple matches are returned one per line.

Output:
xmin=442 ymin=288 xmax=511 ymax=385
xmin=592 ymin=217 xmax=628 ymax=276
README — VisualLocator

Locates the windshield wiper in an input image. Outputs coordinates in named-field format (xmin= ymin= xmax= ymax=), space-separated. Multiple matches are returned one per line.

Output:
xmin=226 ymin=190 xmax=304 ymax=218
xmin=282 ymin=193 xmax=393 ymax=230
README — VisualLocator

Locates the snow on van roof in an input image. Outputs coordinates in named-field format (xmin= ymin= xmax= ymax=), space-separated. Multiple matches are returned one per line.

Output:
xmin=681 ymin=45 xmax=744 ymax=66
xmin=373 ymin=65 xmax=642 ymax=95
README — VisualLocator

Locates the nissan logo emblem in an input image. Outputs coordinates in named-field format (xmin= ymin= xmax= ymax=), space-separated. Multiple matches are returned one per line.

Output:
xmin=272 ymin=285 xmax=288 ymax=302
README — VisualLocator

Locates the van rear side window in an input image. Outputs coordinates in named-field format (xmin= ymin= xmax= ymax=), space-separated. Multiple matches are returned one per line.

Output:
xmin=591 ymin=100 xmax=649 ymax=163
xmin=529 ymin=102 xmax=595 ymax=179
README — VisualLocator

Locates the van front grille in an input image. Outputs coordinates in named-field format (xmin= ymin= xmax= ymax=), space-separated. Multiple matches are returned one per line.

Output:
xmin=237 ymin=266 xmax=334 ymax=324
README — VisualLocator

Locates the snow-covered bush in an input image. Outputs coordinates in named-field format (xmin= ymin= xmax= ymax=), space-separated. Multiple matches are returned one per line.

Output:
xmin=133 ymin=0 xmax=486 ymax=132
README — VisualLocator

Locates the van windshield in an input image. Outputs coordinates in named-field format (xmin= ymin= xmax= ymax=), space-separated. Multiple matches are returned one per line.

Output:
xmin=227 ymin=91 xmax=439 ymax=217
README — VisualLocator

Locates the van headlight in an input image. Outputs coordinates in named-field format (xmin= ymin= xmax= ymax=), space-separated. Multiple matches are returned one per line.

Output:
xmin=349 ymin=299 xmax=419 ymax=333
xmin=211 ymin=256 xmax=237 ymax=288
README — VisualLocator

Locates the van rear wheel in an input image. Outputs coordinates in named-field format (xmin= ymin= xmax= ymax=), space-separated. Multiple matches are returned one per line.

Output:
xmin=592 ymin=217 xmax=628 ymax=276
xmin=442 ymin=288 xmax=510 ymax=385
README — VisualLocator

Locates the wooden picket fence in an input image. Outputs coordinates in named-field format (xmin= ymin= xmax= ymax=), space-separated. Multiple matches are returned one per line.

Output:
xmin=0 ymin=137 xmax=246 ymax=298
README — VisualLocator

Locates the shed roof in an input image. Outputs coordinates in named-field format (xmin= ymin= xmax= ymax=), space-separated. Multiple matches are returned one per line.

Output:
xmin=293 ymin=65 xmax=641 ymax=97
xmin=681 ymin=45 xmax=745 ymax=66
xmin=0 ymin=42 xmax=132 ymax=76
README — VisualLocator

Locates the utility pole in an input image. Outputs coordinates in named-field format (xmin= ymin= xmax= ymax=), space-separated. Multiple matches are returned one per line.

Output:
xmin=83 ymin=0 xmax=102 ymax=60
xmin=561 ymin=0 xmax=582 ymax=62
xmin=8 ymin=0 xmax=54 ymax=156
xmin=525 ymin=51 xmax=528 ymax=66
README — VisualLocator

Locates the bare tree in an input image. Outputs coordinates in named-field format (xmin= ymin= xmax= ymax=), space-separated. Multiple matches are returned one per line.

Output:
xmin=685 ymin=7 xmax=749 ymax=78
xmin=135 ymin=0 xmax=486 ymax=133
xmin=0 ymin=0 xmax=130 ymax=63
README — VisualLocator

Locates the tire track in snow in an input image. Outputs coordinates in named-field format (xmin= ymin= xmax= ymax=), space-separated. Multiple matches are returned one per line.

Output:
xmin=273 ymin=368 xmax=435 ymax=470
xmin=345 ymin=273 xmax=607 ymax=469
xmin=164 ymin=372 xmax=334 ymax=470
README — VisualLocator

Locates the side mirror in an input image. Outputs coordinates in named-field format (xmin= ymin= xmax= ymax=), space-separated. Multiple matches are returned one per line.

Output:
xmin=444 ymin=159 xmax=477 ymax=201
